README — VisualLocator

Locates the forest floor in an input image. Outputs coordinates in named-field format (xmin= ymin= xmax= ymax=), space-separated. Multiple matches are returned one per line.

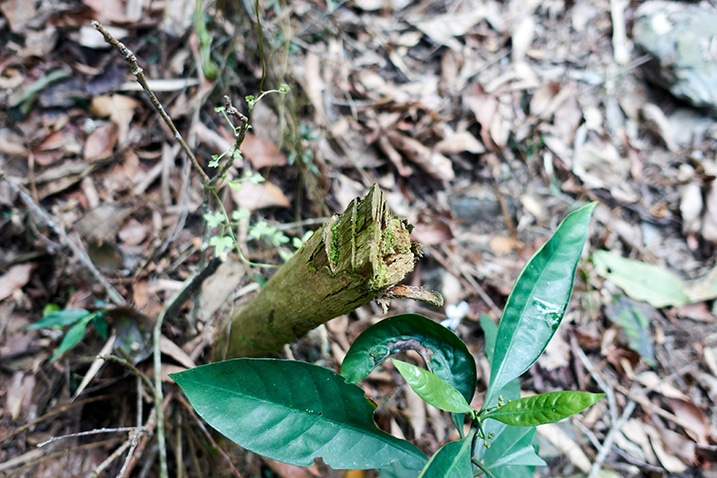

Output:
xmin=1 ymin=0 xmax=716 ymax=477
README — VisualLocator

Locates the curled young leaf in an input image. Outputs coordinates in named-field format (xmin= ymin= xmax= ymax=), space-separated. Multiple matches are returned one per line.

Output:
xmin=391 ymin=359 xmax=473 ymax=414
xmin=341 ymin=314 xmax=476 ymax=404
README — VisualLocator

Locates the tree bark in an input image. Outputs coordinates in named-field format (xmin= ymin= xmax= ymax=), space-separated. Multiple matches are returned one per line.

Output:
xmin=217 ymin=184 xmax=422 ymax=358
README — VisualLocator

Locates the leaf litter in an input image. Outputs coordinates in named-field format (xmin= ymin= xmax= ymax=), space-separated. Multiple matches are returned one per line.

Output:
xmin=1 ymin=0 xmax=716 ymax=476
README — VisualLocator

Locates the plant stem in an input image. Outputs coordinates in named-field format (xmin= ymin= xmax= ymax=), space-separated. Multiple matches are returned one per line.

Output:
xmin=218 ymin=185 xmax=421 ymax=358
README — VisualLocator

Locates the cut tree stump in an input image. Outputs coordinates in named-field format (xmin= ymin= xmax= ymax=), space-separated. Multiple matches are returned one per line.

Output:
xmin=217 ymin=184 xmax=424 ymax=358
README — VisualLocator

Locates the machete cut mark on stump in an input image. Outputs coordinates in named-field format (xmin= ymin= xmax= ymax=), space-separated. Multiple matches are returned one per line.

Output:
xmin=218 ymin=185 xmax=428 ymax=358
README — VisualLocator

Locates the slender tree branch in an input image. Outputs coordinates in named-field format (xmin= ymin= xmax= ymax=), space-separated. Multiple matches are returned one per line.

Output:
xmin=91 ymin=21 xmax=210 ymax=185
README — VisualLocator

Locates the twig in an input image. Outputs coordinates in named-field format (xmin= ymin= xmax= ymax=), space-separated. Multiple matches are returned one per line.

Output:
xmin=176 ymin=394 xmax=244 ymax=477
xmin=573 ymin=340 xmax=637 ymax=478
xmin=91 ymin=21 xmax=210 ymax=185
xmin=2 ymin=176 xmax=126 ymax=306
xmin=37 ymin=427 xmax=146 ymax=447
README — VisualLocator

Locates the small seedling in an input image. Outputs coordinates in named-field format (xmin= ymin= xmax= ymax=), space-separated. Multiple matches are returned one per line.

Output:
xmin=172 ymin=202 xmax=603 ymax=477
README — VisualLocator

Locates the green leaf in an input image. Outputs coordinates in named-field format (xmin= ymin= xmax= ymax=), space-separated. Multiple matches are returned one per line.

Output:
xmin=28 ymin=308 xmax=91 ymax=329
xmin=479 ymin=313 xmax=497 ymax=364
xmin=483 ymin=391 xmax=604 ymax=426
xmin=391 ymin=359 xmax=473 ymax=414
xmin=592 ymin=250 xmax=690 ymax=308
xmin=203 ymin=211 xmax=225 ymax=228
xmin=171 ymin=359 xmax=426 ymax=471
xmin=51 ymin=313 xmax=96 ymax=361
xmin=485 ymin=202 xmax=596 ymax=408
xmin=479 ymin=424 xmax=544 ymax=476
xmin=209 ymin=235 xmax=233 ymax=256
xmin=341 ymin=314 xmax=476 ymax=404
xmin=604 ymin=297 xmax=655 ymax=366
xmin=231 ymin=208 xmax=250 ymax=221
xmin=418 ymin=430 xmax=474 ymax=478
xmin=92 ymin=312 xmax=108 ymax=339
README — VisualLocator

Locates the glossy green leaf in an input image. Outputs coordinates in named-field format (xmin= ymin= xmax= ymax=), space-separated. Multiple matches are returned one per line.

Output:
xmin=483 ymin=391 xmax=604 ymax=426
xmin=341 ymin=314 xmax=476 ymax=403
xmin=476 ymin=315 xmax=536 ymax=474
xmin=485 ymin=202 xmax=596 ymax=407
xmin=593 ymin=250 xmax=689 ymax=307
xmin=478 ymin=423 xmax=544 ymax=477
xmin=391 ymin=359 xmax=473 ymax=414
xmin=51 ymin=313 xmax=96 ymax=361
xmin=418 ymin=430 xmax=474 ymax=478
xmin=604 ymin=297 xmax=655 ymax=366
xmin=171 ymin=359 xmax=426 ymax=471
xmin=27 ymin=308 xmax=91 ymax=329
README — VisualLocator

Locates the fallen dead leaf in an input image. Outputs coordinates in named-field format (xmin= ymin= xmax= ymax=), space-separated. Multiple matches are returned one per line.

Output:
xmin=666 ymin=397 xmax=709 ymax=445
xmin=231 ymin=180 xmax=290 ymax=212
xmin=0 ymin=263 xmax=37 ymax=302
xmin=241 ymin=133 xmax=288 ymax=168
xmin=74 ymin=203 xmax=133 ymax=244
xmin=701 ymin=181 xmax=717 ymax=243
xmin=386 ymin=130 xmax=455 ymax=181
xmin=90 ymin=94 xmax=140 ymax=144
xmin=84 ymin=122 xmax=118 ymax=162
xmin=435 ymin=130 xmax=485 ymax=155
xmin=464 ymin=83 xmax=499 ymax=151
xmin=644 ymin=422 xmax=688 ymax=473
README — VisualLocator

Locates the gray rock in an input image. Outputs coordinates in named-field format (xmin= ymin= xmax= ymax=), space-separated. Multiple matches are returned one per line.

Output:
xmin=633 ymin=1 xmax=717 ymax=109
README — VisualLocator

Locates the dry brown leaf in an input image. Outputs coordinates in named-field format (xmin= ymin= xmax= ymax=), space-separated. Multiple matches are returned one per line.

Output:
xmin=537 ymin=423 xmax=591 ymax=473
xmin=653 ymin=419 xmax=697 ymax=466
xmin=264 ymin=459 xmax=320 ymax=478
xmin=84 ymin=122 xmax=118 ymax=162
xmin=231 ymin=181 xmax=290 ymax=212
xmin=4 ymin=372 xmax=35 ymax=420
xmin=303 ymin=51 xmax=326 ymax=125
xmin=82 ymin=0 xmax=128 ymax=23
xmin=464 ymin=83 xmax=499 ymax=151
xmin=537 ymin=327 xmax=570 ymax=371
xmin=377 ymin=134 xmax=412 ymax=177
xmin=644 ymin=422 xmax=688 ymax=473
xmin=90 ymin=94 xmax=140 ymax=144
xmin=118 ymin=218 xmax=147 ymax=245
xmin=666 ymin=398 xmax=709 ymax=445
xmin=679 ymin=182 xmax=703 ymax=235
xmin=0 ymin=263 xmax=37 ymax=302
xmin=74 ymin=203 xmax=133 ymax=244
xmin=404 ymin=384 xmax=427 ymax=438
xmin=489 ymin=236 xmax=521 ymax=256
xmin=386 ymin=131 xmax=455 ymax=181
xmin=701 ymin=181 xmax=717 ymax=242
xmin=410 ymin=9 xmax=485 ymax=50
xmin=160 ymin=335 xmax=196 ymax=370
xmin=411 ymin=219 xmax=453 ymax=245
xmin=636 ymin=371 xmax=688 ymax=400
xmin=0 ymin=0 xmax=37 ymax=33
xmin=197 ymin=259 xmax=246 ymax=323
xmin=435 ymin=131 xmax=485 ymax=155
xmin=0 ymin=135 xmax=27 ymax=158
xmin=553 ymin=91 xmax=583 ymax=145
xmin=621 ymin=418 xmax=655 ymax=464
xmin=641 ymin=103 xmax=678 ymax=152
xmin=241 ymin=133 xmax=287 ymax=168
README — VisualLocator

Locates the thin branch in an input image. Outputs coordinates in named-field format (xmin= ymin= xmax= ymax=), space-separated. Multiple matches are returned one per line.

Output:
xmin=2 ymin=176 xmax=126 ymax=306
xmin=91 ymin=21 xmax=210 ymax=185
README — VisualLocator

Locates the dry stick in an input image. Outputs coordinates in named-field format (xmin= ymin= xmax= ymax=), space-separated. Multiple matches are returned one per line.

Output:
xmin=90 ymin=21 xmax=222 ymax=478
xmin=176 ymin=394 xmax=244 ymax=477
xmin=91 ymin=21 xmax=210 ymax=185
xmin=2 ymin=176 xmax=126 ymax=306
xmin=574 ymin=342 xmax=637 ymax=478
